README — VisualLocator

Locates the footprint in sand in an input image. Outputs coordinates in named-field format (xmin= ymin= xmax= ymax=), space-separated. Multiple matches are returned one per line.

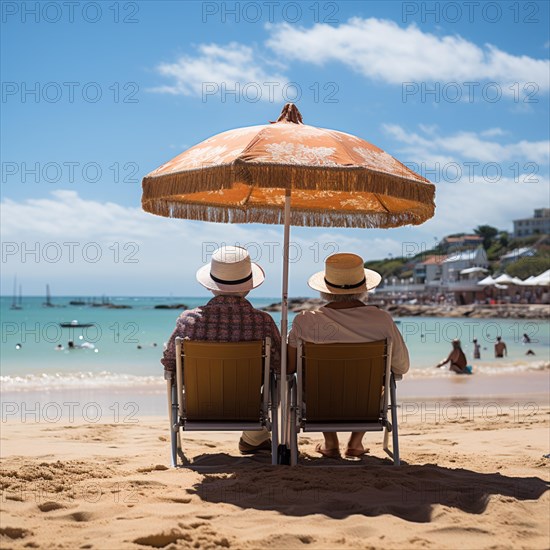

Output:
xmin=38 ymin=501 xmax=66 ymax=512
xmin=166 ymin=497 xmax=192 ymax=504
xmin=0 ymin=527 xmax=33 ymax=539
xmin=65 ymin=511 xmax=95 ymax=522
xmin=137 ymin=465 xmax=169 ymax=473
xmin=133 ymin=529 xmax=192 ymax=548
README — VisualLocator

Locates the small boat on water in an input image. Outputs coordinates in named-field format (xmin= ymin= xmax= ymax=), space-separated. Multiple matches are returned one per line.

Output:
xmin=44 ymin=284 xmax=54 ymax=307
xmin=10 ymin=277 xmax=22 ymax=310
xmin=59 ymin=320 xmax=95 ymax=328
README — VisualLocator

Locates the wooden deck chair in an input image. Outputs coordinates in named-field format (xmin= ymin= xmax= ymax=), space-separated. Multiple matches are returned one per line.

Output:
xmin=287 ymin=338 xmax=400 ymax=466
xmin=167 ymin=337 xmax=278 ymax=466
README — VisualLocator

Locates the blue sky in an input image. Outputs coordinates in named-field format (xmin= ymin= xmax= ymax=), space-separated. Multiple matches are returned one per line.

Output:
xmin=2 ymin=1 xmax=549 ymax=296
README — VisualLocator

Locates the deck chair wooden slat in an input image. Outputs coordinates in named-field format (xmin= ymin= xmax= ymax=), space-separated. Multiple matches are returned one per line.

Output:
xmin=288 ymin=338 xmax=400 ymax=466
xmin=184 ymin=341 xmax=262 ymax=421
xmin=167 ymin=338 xmax=278 ymax=466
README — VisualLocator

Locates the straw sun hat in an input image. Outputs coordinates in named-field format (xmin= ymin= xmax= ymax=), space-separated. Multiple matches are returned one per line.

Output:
xmin=308 ymin=253 xmax=381 ymax=294
xmin=196 ymin=246 xmax=265 ymax=293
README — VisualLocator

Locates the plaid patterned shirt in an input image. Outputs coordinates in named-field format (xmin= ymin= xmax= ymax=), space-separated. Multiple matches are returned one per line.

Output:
xmin=161 ymin=295 xmax=281 ymax=376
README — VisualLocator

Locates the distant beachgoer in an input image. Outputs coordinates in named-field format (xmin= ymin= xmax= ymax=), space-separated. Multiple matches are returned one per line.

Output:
xmin=55 ymin=344 xmax=64 ymax=351
xmin=15 ymin=343 xmax=22 ymax=350
xmin=526 ymin=349 xmax=535 ymax=356
xmin=473 ymin=338 xmax=481 ymax=359
xmin=68 ymin=340 xmax=75 ymax=349
xmin=494 ymin=337 xmax=507 ymax=358
xmin=137 ymin=345 xmax=142 ymax=349
xmin=522 ymin=333 xmax=531 ymax=344
xmin=436 ymin=339 xmax=471 ymax=374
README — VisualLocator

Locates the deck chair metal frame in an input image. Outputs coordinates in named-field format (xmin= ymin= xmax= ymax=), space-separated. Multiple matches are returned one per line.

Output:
xmin=167 ymin=336 xmax=278 ymax=466
xmin=287 ymin=338 xmax=400 ymax=466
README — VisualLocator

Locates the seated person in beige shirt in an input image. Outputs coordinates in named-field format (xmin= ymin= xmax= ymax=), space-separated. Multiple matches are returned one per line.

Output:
xmin=288 ymin=252 xmax=410 ymax=459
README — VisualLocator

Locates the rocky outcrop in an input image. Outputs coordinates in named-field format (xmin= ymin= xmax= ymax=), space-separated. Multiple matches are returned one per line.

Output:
xmin=385 ymin=304 xmax=549 ymax=319
xmin=262 ymin=299 xmax=549 ymax=319
xmin=262 ymin=298 xmax=325 ymax=312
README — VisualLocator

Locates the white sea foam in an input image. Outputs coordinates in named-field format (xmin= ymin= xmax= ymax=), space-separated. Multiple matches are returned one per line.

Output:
xmin=0 ymin=371 xmax=165 ymax=392
xmin=408 ymin=361 xmax=550 ymax=378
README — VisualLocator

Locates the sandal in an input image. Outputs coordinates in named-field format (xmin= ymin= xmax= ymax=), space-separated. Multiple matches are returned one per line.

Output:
xmin=344 ymin=447 xmax=369 ymax=458
xmin=315 ymin=443 xmax=341 ymax=459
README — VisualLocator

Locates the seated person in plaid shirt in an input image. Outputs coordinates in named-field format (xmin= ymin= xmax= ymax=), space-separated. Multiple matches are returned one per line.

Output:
xmin=161 ymin=246 xmax=281 ymax=454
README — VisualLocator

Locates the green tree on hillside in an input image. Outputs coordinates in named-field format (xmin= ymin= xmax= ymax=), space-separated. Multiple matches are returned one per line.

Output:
xmin=506 ymin=255 xmax=550 ymax=279
xmin=474 ymin=225 xmax=499 ymax=250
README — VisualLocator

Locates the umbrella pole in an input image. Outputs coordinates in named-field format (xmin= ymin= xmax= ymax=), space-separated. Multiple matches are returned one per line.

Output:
xmin=278 ymin=190 xmax=291 ymax=465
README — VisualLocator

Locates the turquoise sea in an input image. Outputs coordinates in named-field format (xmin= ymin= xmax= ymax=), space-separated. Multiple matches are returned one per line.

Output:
xmin=1 ymin=296 xmax=549 ymax=390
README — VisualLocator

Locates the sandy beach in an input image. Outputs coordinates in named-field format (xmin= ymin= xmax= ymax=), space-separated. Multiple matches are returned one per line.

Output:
xmin=1 ymin=396 xmax=549 ymax=550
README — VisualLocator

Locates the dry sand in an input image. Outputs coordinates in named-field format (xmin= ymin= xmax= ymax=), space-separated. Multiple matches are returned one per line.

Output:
xmin=1 ymin=405 xmax=549 ymax=550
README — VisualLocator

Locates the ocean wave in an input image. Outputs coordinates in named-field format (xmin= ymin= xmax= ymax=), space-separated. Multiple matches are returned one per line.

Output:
xmin=0 ymin=371 xmax=165 ymax=391
xmin=408 ymin=361 xmax=550 ymax=378
xmin=2 ymin=361 xmax=548 ymax=390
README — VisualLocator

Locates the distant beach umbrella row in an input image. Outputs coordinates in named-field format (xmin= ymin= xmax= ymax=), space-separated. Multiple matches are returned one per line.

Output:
xmin=477 ymin=269 xmax=550 ymax=287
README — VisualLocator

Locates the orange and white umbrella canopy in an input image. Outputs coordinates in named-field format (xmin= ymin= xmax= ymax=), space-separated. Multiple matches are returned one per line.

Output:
xmin=142 ymin=104 xmax=435 ymax=228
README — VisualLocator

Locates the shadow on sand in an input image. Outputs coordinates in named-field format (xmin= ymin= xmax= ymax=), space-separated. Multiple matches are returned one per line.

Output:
xmin=183 ymin=452 xmax=549 ymax=523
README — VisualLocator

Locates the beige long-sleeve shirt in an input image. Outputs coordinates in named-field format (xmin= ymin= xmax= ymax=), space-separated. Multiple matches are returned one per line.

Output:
xmin=288 ymin=305 xmax=410 ymax=375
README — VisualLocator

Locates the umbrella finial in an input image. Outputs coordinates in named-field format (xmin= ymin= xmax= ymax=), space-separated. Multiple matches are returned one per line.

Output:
xmin=273 ymin=103 xmax=303 ymax=124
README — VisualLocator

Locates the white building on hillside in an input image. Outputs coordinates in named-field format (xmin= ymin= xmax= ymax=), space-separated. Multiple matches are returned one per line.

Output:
xmin=513 ymin=209 xmax=550 ymax=238
xmin=441 ymin=247 xmax=489 ymax=284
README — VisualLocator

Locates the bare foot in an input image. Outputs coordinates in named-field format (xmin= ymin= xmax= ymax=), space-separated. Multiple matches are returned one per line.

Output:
xmin=315 ymin=443 xmax=341 ymax=458
xmin=344 ymin=446 xmax=369 ymax=458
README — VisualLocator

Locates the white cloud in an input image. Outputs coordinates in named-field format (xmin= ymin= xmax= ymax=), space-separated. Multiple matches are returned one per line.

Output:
xmin=1 ymin=191 xmax=406 ymax=297
xmin=383 ymin=123 xmax=550 ymax=165
xmin=2 ymin=185 xmax=547 ymax=297
xmin=423 ymin=177 xmax=550 ymax=238
xmin=150 ymin=42 xmax=288 ymax=101
xmin=266 ymin=18 xmax=550 ymax=93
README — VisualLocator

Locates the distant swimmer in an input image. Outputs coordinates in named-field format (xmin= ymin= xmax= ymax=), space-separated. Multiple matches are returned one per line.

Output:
xmin=55 ymin=344 xmax=64 ymax=351
xmin=436 ymin=339 xmax=472 ymax=375
xmin=473 ymin=338 xmax=481 ymax=359
xmin=68 ymin=340 xmax=75 ymax=349
xmin=15 ymin=343 xmax=22 ymax=350
xmin=522 ymin=333 xmax=532 ymax=344
xmin=494 ymin=336 xmax=507 ymax=358
xmin=526 ymin=349 xmax=536 ymax=356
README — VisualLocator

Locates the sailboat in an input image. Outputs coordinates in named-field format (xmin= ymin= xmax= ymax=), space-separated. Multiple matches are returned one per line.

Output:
xmin=43 ymin=284 xmax=54 ymax=307
xmin=10 ymin=277 xmax=22 ymax=310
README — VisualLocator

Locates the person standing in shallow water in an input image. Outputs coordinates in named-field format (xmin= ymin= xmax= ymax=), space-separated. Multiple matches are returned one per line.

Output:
xmin=473 ymin=338 xmax=481 ymax=359
xmin=495 ymin=336 xmax=507 ymax=358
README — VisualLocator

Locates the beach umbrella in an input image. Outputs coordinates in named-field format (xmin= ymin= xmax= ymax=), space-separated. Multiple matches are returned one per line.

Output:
xmin=477 ymin=275 xmax=496 ymax=286
xmin=531 ymin=269 xmax=550 ymax=286
xmin=494 ymin=273 xmax=515 ymax=284
xmin=141 ymin=103 xmax=435 ymax=463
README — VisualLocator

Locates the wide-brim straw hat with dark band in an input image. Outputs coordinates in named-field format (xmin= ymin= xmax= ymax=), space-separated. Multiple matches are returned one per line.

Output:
xmin=197 ymin=246 xmax=265 ymax=293
xmin=308 ymin=253 xmax=381 ymax=294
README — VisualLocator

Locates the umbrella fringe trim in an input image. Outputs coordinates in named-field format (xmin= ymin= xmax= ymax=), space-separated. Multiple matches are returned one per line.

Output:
xmin=142 ymin=163 xmax=435 ymax=206
xmin=141 ymin=199 xmax=430 ymax=228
